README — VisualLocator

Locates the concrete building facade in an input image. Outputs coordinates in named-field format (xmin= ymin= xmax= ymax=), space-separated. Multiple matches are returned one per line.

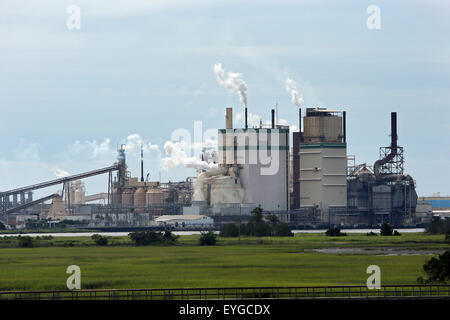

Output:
xmin=217 ymin=125 xmax=290 ymax=211
xmin=298 ymin=108 xmax=347 ymax=220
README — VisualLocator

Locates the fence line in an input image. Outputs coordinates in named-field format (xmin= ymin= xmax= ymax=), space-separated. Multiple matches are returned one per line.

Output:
xmin=0 ymin=285 xmax=449 ymax=300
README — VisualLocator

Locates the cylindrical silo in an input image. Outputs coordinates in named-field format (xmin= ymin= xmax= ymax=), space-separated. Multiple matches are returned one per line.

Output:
xmin=146 ymin=188 xmax=164 ymax=205
xmin=134 ymin=188 xmax=146 ymax=213
xmin=121 ymin=189 xmax=134 ymax=207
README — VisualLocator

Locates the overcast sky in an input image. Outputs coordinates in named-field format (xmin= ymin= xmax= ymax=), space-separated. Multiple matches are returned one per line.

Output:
xmin=0 ymin=0 xmax=449 ymax=198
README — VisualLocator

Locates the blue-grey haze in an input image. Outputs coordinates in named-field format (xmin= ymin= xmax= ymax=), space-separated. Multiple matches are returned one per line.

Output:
xmin=0 ymin=0 xmax=448 ymax=198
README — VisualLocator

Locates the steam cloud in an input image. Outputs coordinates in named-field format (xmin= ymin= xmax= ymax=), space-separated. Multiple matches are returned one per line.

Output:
xmin=52 ymin=168 xmax=70 ymax=178
xmin=285 ymin=78 xmax=304 ymax=108
xmin=214 ymin=63 xmax=248 ymax=107
xmin=235 ymin=111 xmax=261 ymax=128
xmin=162 ymin=141 xmax=218 ymax=171
xmin=235 ymin=111 xmax=298 ymax=132
xmin=70 ymin=134 xmax=159 ymax=160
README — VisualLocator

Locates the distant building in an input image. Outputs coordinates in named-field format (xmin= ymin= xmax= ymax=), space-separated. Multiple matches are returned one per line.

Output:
xmin=154 ymin=215 xmax=214 ymax=228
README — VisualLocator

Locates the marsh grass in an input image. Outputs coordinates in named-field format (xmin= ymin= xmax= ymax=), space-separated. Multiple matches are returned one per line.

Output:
xmin=0 ymin=233 xmax=446 ymax=291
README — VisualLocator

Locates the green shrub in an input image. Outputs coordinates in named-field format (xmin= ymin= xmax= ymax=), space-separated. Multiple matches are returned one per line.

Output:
xmin=325 ymin=227 xmax=346 ymax=237
xmin=129 ymin=231 xmax=162 ymax=246
xmin=273 ymin=223 xmax=294 ymax=237
xmin=128 ymin=230 xmax=178 ymax=246
xmin=162 ymin=230 xmax=179 ymax=244
xmin=426 ymin=217 xmax=450 ymax=235
xmin=18 ymin=236 xmax=33 ymax=248
xmin=91 ymin=234 xmax=109 ymax=246
xmin=380 ymin=222 xmax=394 ymax=236
xmin=199 ymin=231 xmax=217 ymax=246
xmin=250 ymin=221 xmax=272 ymax=237
xmin=366 ymin=232 xmax=377 ymax=236
xmin=418 ymin=250 xmax=450 ymax=284
xmin=237 ymin=206 xmax=294 ymax=237
xmin=220 ymin=223 xmax=239 ymax=237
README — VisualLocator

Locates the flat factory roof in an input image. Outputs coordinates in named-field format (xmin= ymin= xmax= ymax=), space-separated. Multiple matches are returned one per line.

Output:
xmin=155 ymin=215 xmax=209 ymax=222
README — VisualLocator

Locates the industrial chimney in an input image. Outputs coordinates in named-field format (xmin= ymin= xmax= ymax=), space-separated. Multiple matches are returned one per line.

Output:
xmin=245 ymin=107 xmax=248 ymax=129
xmin=226 ymin=107 xmax=233 ymax=129
xmin=140 ymin=143 xmax=144 ymax=182
xmin=271 ymin=109 xmax=275 ymax=128
xmin=373 ymin=111 xmax=398 ymax=176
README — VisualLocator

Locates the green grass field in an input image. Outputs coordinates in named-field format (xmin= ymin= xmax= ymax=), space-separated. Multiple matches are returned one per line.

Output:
xmin=0 ymin=233 xmax=447 ymax=291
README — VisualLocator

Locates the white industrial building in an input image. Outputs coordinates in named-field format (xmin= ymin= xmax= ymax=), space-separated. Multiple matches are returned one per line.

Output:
xmin=154 ymin=215 xmax=214 ymax=228
xmin=299 ymin=109 xmax=347 ymax=219
xmin=192 ymin=107 xmax=290 ymax=212
xmin=186 ymin=107 xmax=348 ymax=223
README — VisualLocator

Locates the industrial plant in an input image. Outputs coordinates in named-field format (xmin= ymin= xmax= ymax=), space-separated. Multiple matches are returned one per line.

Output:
xmin=0 ymin=101 xmax=441 ymax=230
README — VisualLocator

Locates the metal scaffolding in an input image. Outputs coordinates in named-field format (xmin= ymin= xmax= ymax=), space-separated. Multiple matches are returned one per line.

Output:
xmin=378 ymin=146 xmax=404 ymax=175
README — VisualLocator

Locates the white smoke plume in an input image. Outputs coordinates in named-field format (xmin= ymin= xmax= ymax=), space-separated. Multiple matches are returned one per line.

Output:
xmin=214 ymin=63 xmax=248 ymax=107
xmin=285 ymin=78 xmax=304 ymax=108
xmin=162 ymin=141 xmax=218 ymax=171
xmin=52 ymin=168 xmax=70 ymax=178
xmin=124 ymin=134 xmax=159 ymax=153
xmin=70 ymin=134 xmax=159 ymax=160
xmin=191 ymin=139 xmax=218 ymax=151
xmin=235 ymin=111 xmax=298 ymax=132
xmin=235 ymin=111 xmax=261 ymax=128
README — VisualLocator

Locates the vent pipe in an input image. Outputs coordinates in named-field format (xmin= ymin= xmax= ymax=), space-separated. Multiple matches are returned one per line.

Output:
xmin=373 ymin=112 xmax=398 ymax=176
xmin=343 ymin=111 xmax=346 ymax=143
xmin=140 ymin=143 xmax=144 ymax=182
xmin=391 ymin=111 xmax=397 ymax=148
xmin=245 ymin=107 xmax=248 ymax=129
xmin=292 ymin=132 xmax=300 ymax=209
xmin=226 ymin=107 xmax=233 ymax=129
xmin=271 ymin=109 xmax=275 ymax=128
xmin=299 ymin=108 xmax=302 ymax=132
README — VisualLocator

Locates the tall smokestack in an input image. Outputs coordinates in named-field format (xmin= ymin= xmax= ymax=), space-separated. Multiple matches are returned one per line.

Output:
xmin=271 ymin=109 xmax=275 ymax=128
xmin=343 ymin=111 xmax=346 ymax=143
xmin=391 ymin=112 xmax=397 ymax=148
xmin=293 ymin=132 xmax=300 ymax=209
xmin=140 ymin=143 xmax=144 ymax=182
xmin=299 ymin=108 xmax=302 ymax=132
xmin=226 ymin=107 xmax=233 ymax=129
xmin=245 ymin=107 xmax=248 ymax=129
xmin=373 ymin=112 xmax=399 ymax=176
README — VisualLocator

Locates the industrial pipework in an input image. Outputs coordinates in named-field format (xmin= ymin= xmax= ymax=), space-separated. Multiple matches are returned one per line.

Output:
xmin=373 ymin=112 xmax=398 ymax=176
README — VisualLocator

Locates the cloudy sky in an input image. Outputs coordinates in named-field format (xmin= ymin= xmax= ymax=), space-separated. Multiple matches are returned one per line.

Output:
xmin=0 ymin=0 xmax=449 ymax=197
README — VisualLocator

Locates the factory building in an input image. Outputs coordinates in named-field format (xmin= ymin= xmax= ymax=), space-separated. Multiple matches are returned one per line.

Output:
xmin=154 ymin=215 xmax=213 ymax=229
xmin=219 ymin=108 xmax=289 ymax=210
xmin=109 ymin=146 xmax=193 ymax=217
xmin=297 ymin=108 xmax=347 ymax=220
xmin=1 ymin=101 xmax=423 ymax=229
xmin=344 ymin=112 xmax=417 ymax=226
xmin=192 ymin=107 xmax=290 ymax=214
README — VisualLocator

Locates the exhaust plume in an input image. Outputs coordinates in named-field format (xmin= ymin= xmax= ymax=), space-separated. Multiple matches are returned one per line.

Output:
xmin=214 ymin=63 xmax=247 ymax=107
xmin=162 ymin=141 xmax=218 ymax=171
xmin=52 ymin=168 xmax=70 ymax=178
xmin=285 ymin=78 xmax=304 ymax=108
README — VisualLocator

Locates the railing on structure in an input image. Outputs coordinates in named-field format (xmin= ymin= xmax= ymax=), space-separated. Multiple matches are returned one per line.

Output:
xmin=0 ymin=285 xmax=449 ymax=300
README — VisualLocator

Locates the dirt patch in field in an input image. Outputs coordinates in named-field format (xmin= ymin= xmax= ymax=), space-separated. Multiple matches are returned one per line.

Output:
xmin=310 ymin=247 xmax=445 ymax=256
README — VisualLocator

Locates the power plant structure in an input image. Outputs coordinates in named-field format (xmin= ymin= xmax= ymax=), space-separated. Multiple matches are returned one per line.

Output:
xmin=295 ymin=108 xmax=348 ymax=222
xmin=185 ymin=107 xmax=290 ymax=225
xmin=0 ymin=103 xmax=421 ymax=229
xmin=344 ymin=112 xmax=417 ymax=226
xmin=185 ymin=106 xmax=419 ymax=228
xmin=0 ymin=145 xmax=194 ymax=229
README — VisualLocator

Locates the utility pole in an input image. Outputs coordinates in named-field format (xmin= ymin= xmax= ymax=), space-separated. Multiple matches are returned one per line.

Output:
xmin=238 ymin=204 xmax=241 ymax=243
